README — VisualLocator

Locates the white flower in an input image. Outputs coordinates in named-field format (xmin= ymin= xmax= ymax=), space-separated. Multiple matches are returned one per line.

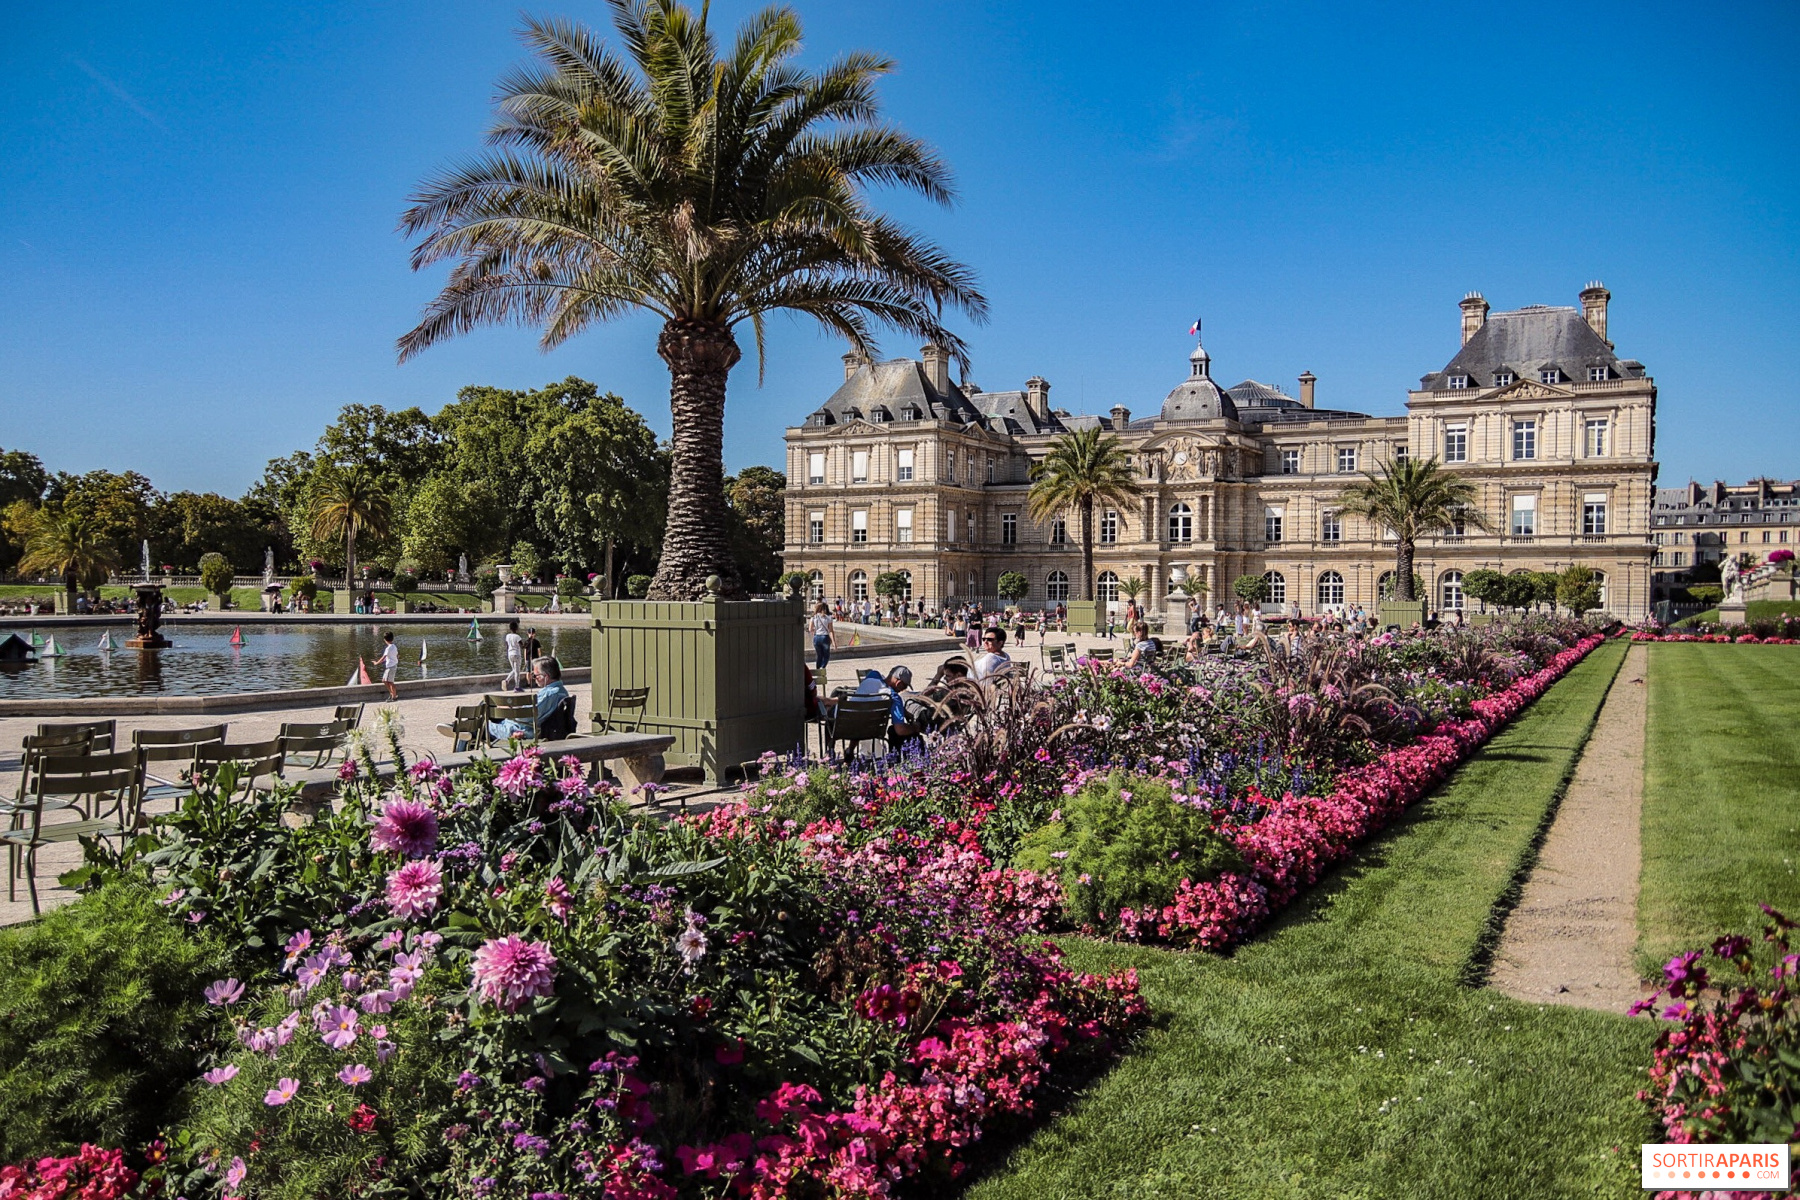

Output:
xmin=675 ymin=928 xmax=708 ymax=964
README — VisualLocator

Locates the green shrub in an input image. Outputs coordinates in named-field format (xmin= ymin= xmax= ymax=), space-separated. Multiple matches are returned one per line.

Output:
xmin=626 ymin=573 xmax=652 ymax=598
xmin=474 ymin=568 xmax=500 ymax=600
xmin=556 ymin=574 xmax=584 ymax=598
xmin=0 ymin=882 xmax=228 ymax=1160
xmin=392 ymin=571 xmax=418 ymax=595
xmin=1014 ymin=773 xmax=1244 ymax=928
xmin=198 ymin=552 xmax=234 ymax=597
xmin=291 ymin=577 xmax=318 ymax=603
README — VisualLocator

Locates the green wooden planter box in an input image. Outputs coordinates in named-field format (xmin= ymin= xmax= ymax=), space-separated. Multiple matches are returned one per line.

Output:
xmin=1065 ymin=600 xmax=1104 ymax=634
xmin=1378 ymin=600 xmax=1428 ymax=630
xmin=333 ymin=588 xmax=353 ymax=615
xmin=592 ymin=597 xmax=805 ymax=783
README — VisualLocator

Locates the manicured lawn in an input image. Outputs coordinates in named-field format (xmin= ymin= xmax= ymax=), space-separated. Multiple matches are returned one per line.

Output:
xmin=1638 ymin=643 xmax=1800 ymax=973
xmin=966 ymin=640 xmax=1653 ymax=1200
xmin=1682 ymin=598 xmax=1800 ymax=625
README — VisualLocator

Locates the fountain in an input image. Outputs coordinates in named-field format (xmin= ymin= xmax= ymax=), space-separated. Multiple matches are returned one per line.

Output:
xmin=141 ymin=540 xmax=151 ymax=583
xmin=126 ymin=585 xmax=172 ymax=649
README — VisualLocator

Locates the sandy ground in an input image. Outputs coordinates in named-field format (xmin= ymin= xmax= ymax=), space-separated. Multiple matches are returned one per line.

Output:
xmin=0 ymin=626 xmax=1129 ymax=924
xmin=1490 ymin=643 xmax=1649 ymax=1012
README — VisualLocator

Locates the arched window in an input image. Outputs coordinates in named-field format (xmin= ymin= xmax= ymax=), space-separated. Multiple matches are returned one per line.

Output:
xmin=1046 ymin=570 xmax=1070 ymax=602
xmin=808 ymin=570 xmax=825 ymax=603
xmin=897 ymin=569 xmax=913 ymax=602
xmin=1376 ymin=570 xmax=1394 ymax=599
xmin=1591 ymin=569 xmax=1607 ymax=608
xmin=946 ymin=574 xmax=956 ymax=598
xmin=1317 ymin=570 xmax=1344 ymax=609
xmin=1440 ymin=570 xmax=1465 ymax=611
xmin=1263 ymin=570 xmax=1287 ymax=605
xmin=967 ymin=570 xmax=978 ymax=599
xmin=849 ymin=570 xmax=869 ymax=603
xmin=1168 ymin=502 xmax=1193 ymax=543
xmin=1097 ymin=571 xmax=1120 ymax=603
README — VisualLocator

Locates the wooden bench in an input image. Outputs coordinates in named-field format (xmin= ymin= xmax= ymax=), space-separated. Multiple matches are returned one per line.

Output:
xmin=285 ymin=731 xmax=675 ymax=807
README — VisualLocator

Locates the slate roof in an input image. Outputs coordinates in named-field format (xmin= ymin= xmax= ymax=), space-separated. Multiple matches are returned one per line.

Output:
xmin=1419 ymin=305 xmax=1641 ymax=390
xmin=966 ymin=389 xmax=1067 ymax=436
xmin=1225 ymin=379 xmax=1304 ymax=410
xmin=806 ymin=358 xmax=982 ymax=427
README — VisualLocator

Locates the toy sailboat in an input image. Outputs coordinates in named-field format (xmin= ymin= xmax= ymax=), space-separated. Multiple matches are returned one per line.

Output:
xmin=229 ymin=626 xmax=244 ymax=647
xmin=41 ymin=636 xmax=65 ymax=658
xmin=97 ymin=631 xmax=115 ymax=651
xmin=467 ymin=618 xmax=481 ymax=641
xmin=27 ymin=630 xmax=43 ymax=648
xmin=346 ymin=657 xmax=373 ymax=687
xmin=418 ymin=639 xmax=428 ymax=666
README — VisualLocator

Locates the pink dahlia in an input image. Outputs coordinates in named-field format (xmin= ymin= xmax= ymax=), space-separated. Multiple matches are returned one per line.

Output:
xmin=495 ymin=751 xmax=545 ymax=798
xmin=371 ymin=798 xmax=438 ymax=858
xmin=471 ymin=935 xmax=558 ymax=1012
xmin=385 ymin=858 xmax=443 ymax=920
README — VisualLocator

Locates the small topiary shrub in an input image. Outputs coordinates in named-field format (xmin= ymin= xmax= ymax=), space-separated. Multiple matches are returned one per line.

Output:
xmin=0 ymin=882 xmax=229 ymax=1160
xmin=556 ymin=574 xmax=584 ymax=598
xmin=1015 ymin=773 xmax=1244 ymax=929
xmin=198 ymin=552 xmax=234 ymax=599
xmin=626 ymin=573 xmax=652 ymax=598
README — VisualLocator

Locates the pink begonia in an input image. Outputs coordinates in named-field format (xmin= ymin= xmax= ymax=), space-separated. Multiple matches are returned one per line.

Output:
xmin=471 ymin=934 xmax=557 ymax=1012
xmin=385 ymin=857 xmax=443 ymax=920
xmin=370 ymin=797 xmax=438 ymax=857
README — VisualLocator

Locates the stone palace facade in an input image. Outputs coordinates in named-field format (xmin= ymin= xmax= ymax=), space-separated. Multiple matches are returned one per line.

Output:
xmin=782 ymin=284 xmax=1658 ymax=622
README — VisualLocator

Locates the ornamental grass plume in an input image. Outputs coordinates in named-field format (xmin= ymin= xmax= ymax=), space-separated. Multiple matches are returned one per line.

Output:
xmin=471 ymin=935 xmax=558 ymax=1012
xmin=370 ymin=797 xmax=438 ymax=858
xmin=385 ymin=858 xmax=443 ymax=920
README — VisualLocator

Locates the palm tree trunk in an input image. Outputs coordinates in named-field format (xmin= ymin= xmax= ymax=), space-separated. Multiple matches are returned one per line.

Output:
xmin=650 ymin=319 xmax=743 ymax=600
xmin=1079 ymin=499 xmax=1095 ymax=602
xmin=1396 ymin=540 xmax=1416 ymax=602
xmin=64 ymin=569 xmax=78 ymax=613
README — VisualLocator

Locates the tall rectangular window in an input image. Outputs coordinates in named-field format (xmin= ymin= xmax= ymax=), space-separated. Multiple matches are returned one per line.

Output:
xmin=1281 ymin=449 xmax=1300 ymax=474
xmin=1583 ymin=494 xmax=1608 ymax=535
xmin=967 ymin=513 xmax=976 ymax=542
xmin=1510 ymin=494 xmax=1537 ymax=537
xmin=1584 ymin=419 xmax=1609 ymax=457
xmin=896 ymin=448 xmax=914 ymax=481
xmin=1050 ymin=517 xmax=1067 ymax=545
xmin=946 ymin=450 xmax=956 ymax=484
xmin=1444 ymin=425 xmax=1468 ymax=463
xmin=1512 ymin=420 xmax=1537 ymax=461
xmin=1337 ymin=447 xmax=1358 ymax=473
xmin=807 ymin=452 xmax=825 ymax=485
xmin=808 ymin=511 xmax=825 ymax=543
xmin=895 ymin=509 xmax=913 ymax=543
xmin=851 ymin=510 xmax=868 ymax=543
xmin=946 ymin=510 xmax=956 ymax=543
xmin=1001 ymin=513 xmax=1017 ymax=544
xmin=1321 ymin=512 xmax=1341 ymax=543
xmin=986 ymin=456 xmax=995 ymax=483
xmin=1100 ymin=510 xmax=1118 ymax=544
xmin=851 ymin=450 xmax=869 ymax=483
xmin=1394 ymin=444 xmax=1409 ymax=463
xmin=1264 ymin=508 xmax=1284 ymax=544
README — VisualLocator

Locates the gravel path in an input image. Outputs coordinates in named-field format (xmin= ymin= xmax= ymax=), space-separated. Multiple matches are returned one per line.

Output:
xmin=1490 ymin=642 xmax=1649 ymax=1012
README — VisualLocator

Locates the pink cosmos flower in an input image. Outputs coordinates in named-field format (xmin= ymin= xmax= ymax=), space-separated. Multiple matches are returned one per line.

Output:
xmin=318 ymin=1005 xmax=360 ymax=1050
xmin=225 ymin=1157 xmax=246 ymax=1189
xmin=204 ymin=978 xmax=244 ymax=1006
xmin=470 ymin=935 xmax=557 ymax=1012
xmin=385 ymin=858 xmax=443 ymax=920
xmin=359 ymin=989 xmax=397 ymax=1014
xmin=337 ymin=1063 xmax=373 ymax=1086
xmin=282 ymin=929 xmax=313 ymax=972
xmin=265 ymin=1078 xmax=300 ymax=1106
xmin=202 ymin=1064 xmax=239 ymax=1086
xmin=371 ymin=797 xmax=438 ymax=857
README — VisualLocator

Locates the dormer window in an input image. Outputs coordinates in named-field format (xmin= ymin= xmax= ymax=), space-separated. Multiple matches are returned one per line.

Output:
xmin=1493 ymin=371 xmax=1515 ymax=387
xmin=1539 ymin=368 xmax=1563 ymax=385
xmin=1447 ymin=375 xmax=1469 ymax=389
xmin=1587 ymin=366 xmax=1610 ymax=382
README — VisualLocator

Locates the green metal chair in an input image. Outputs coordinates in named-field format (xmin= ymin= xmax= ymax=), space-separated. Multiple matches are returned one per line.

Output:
xmin=133 ymin=725 xmax=228 ymax=804
xmin=278 ymin=719 xmax=350 ymax=769
xmin=195 ymin=738 xmax=286 ymax=798
xmin=598 ymin=687 xmax=650 ymax=734
xmin=824 ymin=695 xmax=890 ymax=762
xmin=3 ymin=747 xmax=144 ymax=914
xmin=483 ymin=694 xmax=539 ymax=743
xmin=36 ymin=720 xmax=116 ymax=754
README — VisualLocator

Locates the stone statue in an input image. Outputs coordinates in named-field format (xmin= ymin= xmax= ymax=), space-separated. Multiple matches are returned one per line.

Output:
xmin=458 ymin=553 xmax=470 ymax=584
xmin=263 ymin=547 xmax=275 ymax=587
xmin=1723 ymin=555 xmax=1744 ymax=604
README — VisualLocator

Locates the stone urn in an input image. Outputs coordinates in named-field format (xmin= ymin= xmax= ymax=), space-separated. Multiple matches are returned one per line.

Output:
xmin=496 ymin=564 xmax=515 ymax=587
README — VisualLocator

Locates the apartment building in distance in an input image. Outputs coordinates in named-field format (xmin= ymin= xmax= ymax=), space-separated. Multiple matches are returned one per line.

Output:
xmin=1651 ymin=478 xmax=1800 ymax=603
xmin=782 ymin=284 xmax=1659 ymax=622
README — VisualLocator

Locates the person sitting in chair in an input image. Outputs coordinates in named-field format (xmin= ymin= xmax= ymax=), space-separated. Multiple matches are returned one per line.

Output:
xmin=447 ymin=656 xmax=571 ymax=743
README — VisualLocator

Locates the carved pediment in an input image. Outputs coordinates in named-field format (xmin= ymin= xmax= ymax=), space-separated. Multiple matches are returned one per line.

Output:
xmin=1487 ymin=379 xmax=1575 ymax=401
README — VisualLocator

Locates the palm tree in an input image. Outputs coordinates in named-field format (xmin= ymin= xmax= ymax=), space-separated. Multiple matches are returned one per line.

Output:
xmin=18 ymin=507 xmax=119 ymax=611
xmin=397 ymin=3 xmax=984 ymax=599
xmin=309 ymin=468 xmax=393 ymax=588
xmin=1027 ymin=428 xmax=1138 ymax=602
xmin=1335 ymin=457 xmax=1489 ymax=603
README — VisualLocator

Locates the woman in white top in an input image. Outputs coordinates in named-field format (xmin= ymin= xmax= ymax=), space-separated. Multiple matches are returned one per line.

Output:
xmin=809 ymin=603 xmax=837 ymax=671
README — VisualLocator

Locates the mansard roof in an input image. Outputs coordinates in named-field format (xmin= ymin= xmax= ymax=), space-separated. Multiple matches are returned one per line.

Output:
xmin=807 ymin=358 xmax=982 ymax=427
xmin=1225 ymin=379 xmax=1304 ymax=410
xmin=965 ymin=389 xmax=1067 ymax=436
xmin=1419 ymin=305 xmax=1641 ymax=390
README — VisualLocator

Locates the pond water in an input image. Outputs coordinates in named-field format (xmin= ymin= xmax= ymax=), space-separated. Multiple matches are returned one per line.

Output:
xmin=0 ymin=621 xmax=591 ymax=698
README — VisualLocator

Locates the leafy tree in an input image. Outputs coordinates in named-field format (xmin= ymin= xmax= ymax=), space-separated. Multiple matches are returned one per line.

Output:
xmin=1687 ymin=584 xmax=1724 ymax=607
xmin=401 ymin=472 xmax=501 ymax=575
xmin=725 ymin=466 xmax=787 ymax=593
xmin=1233 ymin=574 xmax=1270 ymax=606
xmin=398 ymin=3 xmax=984 ymax=599
xmin=153 ymin=492 xmax=265 ymax=572
xmin=17 ymin=507 xmax=121 ymax=608
xmin=43 ymin=470 xmax=160 ymax=573
xmin=1528 ymin=571 xmax=1560 ymax=612
xmin=1460 ymin=568 xmax=1503 ymax=611
xmin=198 ymin=552 xmax=235 ymax=598
xmin=996 ymin=570 xmax=1028 ymax=603
xmin=873 ymin=571 xmax=910 ymax=604
xmin=1026 ymin=428 xmax=1137 ymax=602
xmin=1555 ymin=564 xmax=1603 ymax=617
xmin=309 ymin=467 xmax=392 ymax=585
xmin=1118 ymin=576 xmax=1146 ymax=606
xmin=315 ymin=403 xmax=443 ymax=494
xmin=0 ymin=448 xmax=48 ymax=510
xmin=777 ymin=569 xmax=811 ymax=597
xmin=507 ymin=540 xmax=544 ymax=582
xmin=1335 ymin=458 xmax=1487 ymax=602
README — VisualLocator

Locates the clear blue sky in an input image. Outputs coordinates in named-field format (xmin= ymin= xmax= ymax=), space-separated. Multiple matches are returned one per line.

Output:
xmin=5 ymin=1 xmax=1796 ymax=495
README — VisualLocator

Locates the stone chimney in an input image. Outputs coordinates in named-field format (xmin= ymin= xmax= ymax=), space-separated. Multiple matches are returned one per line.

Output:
xmin=1297 ymin=371 xmax=1316 ymax=409
xmin=841 ymin=350 xmax=868 ymax=381
xmin=1109 ymin=403 xmax=1131 ymax=429
xmin=1025 ymin=376 xmax=1051 ymax=421
xmin=1459 ymin=292 xmax=1489 ymax=345
xmin=920 ymin=343 xmax=951 ymax=394
xmin=1580 ymin=281 xmax=1611 ymax=347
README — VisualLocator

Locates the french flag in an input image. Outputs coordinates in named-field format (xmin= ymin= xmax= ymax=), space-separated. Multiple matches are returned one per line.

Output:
xmin=1187 ymin=317 xmax=1202 ymax=336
